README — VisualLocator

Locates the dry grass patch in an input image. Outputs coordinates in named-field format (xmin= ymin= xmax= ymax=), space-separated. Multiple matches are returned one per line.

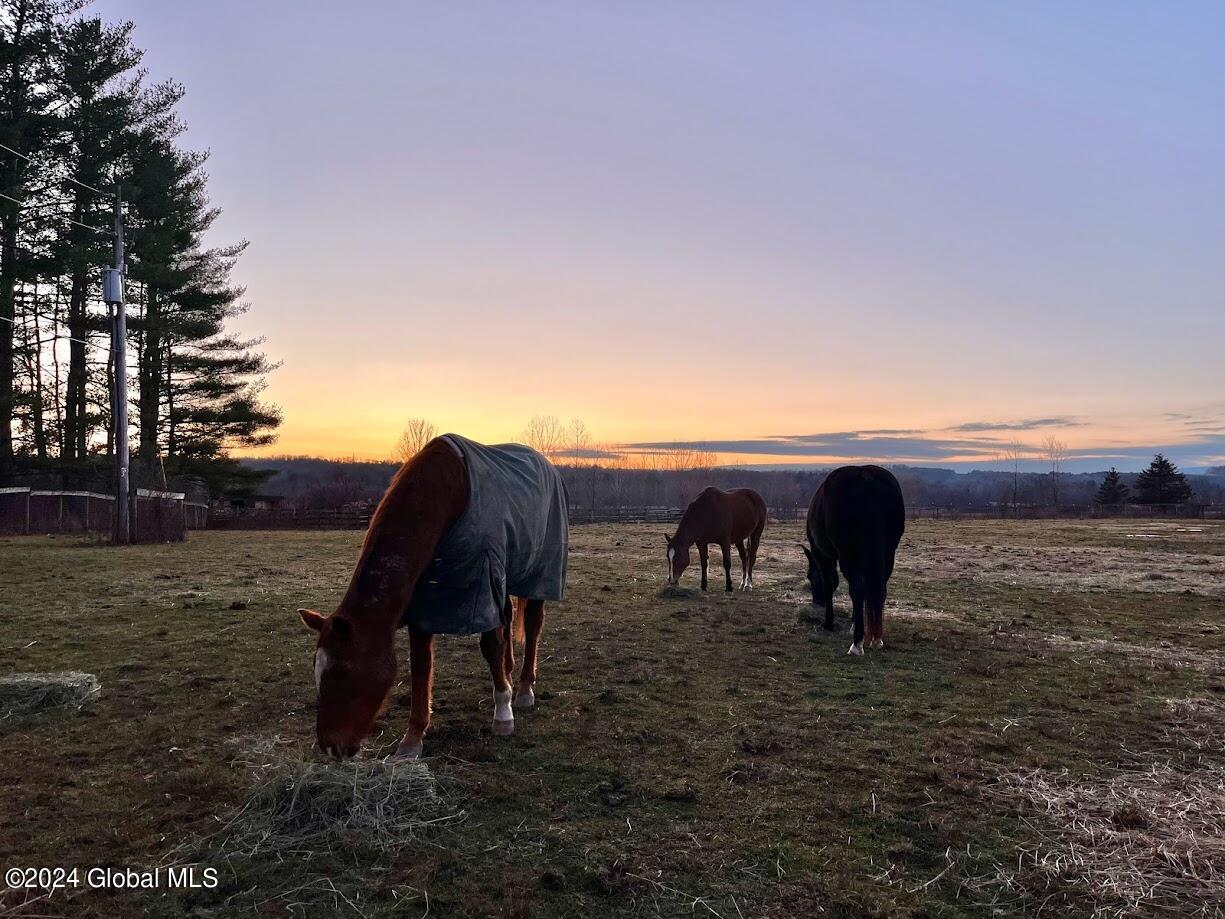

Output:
xmin=0 ymin=671 xmax=99 ymax=719
xmin=988 ymin=697 xmax=1225 ymax=917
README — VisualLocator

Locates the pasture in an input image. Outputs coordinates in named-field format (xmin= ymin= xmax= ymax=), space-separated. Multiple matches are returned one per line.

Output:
xmin=1 ymin=519 xmax=1222 ymax=917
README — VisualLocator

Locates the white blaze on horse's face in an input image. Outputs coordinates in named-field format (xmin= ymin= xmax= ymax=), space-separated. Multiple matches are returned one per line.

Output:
xmin=314 ymin=649 xmax=330 ymax=691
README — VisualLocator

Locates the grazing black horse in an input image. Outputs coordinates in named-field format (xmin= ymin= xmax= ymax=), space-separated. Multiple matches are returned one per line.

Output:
xmin=803 ymin=465 xmax=905 ymax=656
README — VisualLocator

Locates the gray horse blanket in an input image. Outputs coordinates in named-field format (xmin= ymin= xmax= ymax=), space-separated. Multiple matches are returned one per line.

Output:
xmin=402 ymin=434 xmax=569 ymax=635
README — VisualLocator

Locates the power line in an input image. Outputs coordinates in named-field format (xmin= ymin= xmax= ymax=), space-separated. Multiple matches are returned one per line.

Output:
xmin=0 ymin=188 xmax=109 ymax=234
xmin=0 ymin=140 xmax=113 ymax=198
xmin=0 ymin=312 xmax=98 ymax=349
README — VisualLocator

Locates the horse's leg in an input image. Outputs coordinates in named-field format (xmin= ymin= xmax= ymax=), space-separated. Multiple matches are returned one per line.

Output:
xmin=698 ymin=543 xmax=709 ymax=591
xmin=515 ymin=599 xmax=545 ymax=708
xmin=821 ymin=558 xmax=838 ymax=631
xmin=748 ymin=522 xmax=765 ymax=588
xmin=480 ymin=625 xmax=515 ymax=735
xmin=847 ymin=569 xmax=865 ymax=656
xmin=502 ymin=596 xmax=516 ymax=684
xmin=736 ymin=540 xmax=749 ymax=590
xmin=721 ymin=541 xmax=733 ymax=592
xmin=396 ymin=628 xmax=434 ymax=758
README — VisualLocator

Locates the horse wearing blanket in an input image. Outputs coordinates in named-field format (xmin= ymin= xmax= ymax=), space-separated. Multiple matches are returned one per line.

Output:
xmin=299 ymin=434 xmax=568 ymax=759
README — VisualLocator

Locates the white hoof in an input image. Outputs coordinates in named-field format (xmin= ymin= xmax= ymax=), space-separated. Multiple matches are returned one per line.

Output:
xmin=492 ymin=718 xmax=515 ymax=736
xmin=869 ymin=638 xmax=884 ymax=649
xmin=847 ymin=642 xmax=864 ymax=656
xmin=396 ymin=740 xmax=423 ymax=759
xmin=513 ymin=687 xmax=535 ymax=709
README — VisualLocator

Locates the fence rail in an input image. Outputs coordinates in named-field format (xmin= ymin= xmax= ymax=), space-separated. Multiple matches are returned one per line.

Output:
xmin=0 ymin=487 xmax=207 ymax=541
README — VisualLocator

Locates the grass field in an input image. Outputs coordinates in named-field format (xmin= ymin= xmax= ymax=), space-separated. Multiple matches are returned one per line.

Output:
xmin=1 ymin=519 xmax=1223 ymax=917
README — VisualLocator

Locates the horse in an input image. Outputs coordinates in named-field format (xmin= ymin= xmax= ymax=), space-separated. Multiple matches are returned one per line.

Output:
xmin=802 ymin=464 xmax=905 ymax=656
xmin=665 ymin=487 xmax=767 ymax=591
xmin=298 ymin=434 xmax=568 ymax=759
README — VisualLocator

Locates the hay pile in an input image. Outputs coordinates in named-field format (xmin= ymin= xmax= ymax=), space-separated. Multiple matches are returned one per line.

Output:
xmin=0 ymin=671 xmax=99 ymax=718
xmin=196 ymin=738 xmax=462 ymax=858
xmin=658 ymin=585 xmax=698 ymax=599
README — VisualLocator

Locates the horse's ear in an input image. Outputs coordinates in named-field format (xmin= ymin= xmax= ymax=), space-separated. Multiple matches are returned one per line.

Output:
xmin=299 ymin=608 xmax=326 ymax=632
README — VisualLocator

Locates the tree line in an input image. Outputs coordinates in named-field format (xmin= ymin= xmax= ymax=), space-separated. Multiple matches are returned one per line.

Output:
xmin=1 ymin=0 xmax=279 ymax=492
xmin=236 ymin=417 xmax=1221 ymax=514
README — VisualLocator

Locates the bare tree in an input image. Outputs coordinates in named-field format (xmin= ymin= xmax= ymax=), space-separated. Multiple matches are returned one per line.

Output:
xmin=1042 ymin=436 xmax=1069 ymax=507
xmin=392 ymin=418 xmax=438 ymax=464
xmin=565 ymin=418 xmax=592 ymax=465
xmin=998 ymin=439 xmax=1025 ymax=515
xmin=521 ymin=414 xmax=565 ymax=459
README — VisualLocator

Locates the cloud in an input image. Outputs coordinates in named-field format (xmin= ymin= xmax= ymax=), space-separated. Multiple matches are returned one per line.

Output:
xmin=556 ymin=447 xmax=623 ymax=460
xmin=621 ymin=429 xmax=1225 ymax=472
xmin=626 ymin=430 xmax=1004 ymax=461
xmin=949 ymin=417 xmax=1085 ymax=433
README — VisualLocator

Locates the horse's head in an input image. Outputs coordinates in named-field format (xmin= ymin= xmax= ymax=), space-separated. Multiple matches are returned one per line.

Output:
xmin=299 ymin=608 xmax=396 ymax=758
xmin=664 ymin=534 xmax=690 ymax=584
xmin=801 ymin=543 xmax=821 ymax=605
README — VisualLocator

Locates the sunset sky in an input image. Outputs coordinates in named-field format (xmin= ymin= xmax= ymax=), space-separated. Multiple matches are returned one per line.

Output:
xmin=94 ymin=1 xmax=1224 ymax=471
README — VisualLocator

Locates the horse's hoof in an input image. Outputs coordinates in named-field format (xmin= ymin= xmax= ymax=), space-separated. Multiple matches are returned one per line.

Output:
xmin=492 ymin=718 xmax=515 ymax=736
xmin=823 ymin=620 xmax=835 ymax=631
xmin=847 ymin=642 xmax=864 ymax=656
xmin=513 ymin=687 xmax=535 ymax=709
xmin=395 ymin=740 xmax=423 ymax=759
xmin=869 ymin=638 xmax=884 ymax=650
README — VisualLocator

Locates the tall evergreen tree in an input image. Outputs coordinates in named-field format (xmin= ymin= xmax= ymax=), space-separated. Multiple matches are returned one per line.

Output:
xmin=0 ymin=0 xmax=81 ymax=463
xmin=1094 ymin=467 xmax=1129 ymax=506
xmin=2 ymin=3 xmax=279 ymax=490
xmin=48 ymin=15 xmax=142 ymax=460
xmin=1133 ymin=454 xmax=1192 ymax=505
xmin=126 ymin=124 xmax=279 ymax=473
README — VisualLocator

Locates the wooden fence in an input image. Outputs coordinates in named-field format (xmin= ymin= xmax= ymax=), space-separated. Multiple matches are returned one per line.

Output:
xmin=0 ymin=487 xmax=209 ymax=541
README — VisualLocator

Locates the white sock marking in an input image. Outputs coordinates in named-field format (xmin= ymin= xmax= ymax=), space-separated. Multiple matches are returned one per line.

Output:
xmin=493 ymin=688 xmax=513 ymax=723
xmin=848 ymin=641 xmax=864 ymax=656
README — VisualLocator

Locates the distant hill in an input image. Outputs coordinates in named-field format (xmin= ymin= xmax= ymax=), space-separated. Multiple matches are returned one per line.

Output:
xmin=238 ymin=456 xmax=1225 ymax=510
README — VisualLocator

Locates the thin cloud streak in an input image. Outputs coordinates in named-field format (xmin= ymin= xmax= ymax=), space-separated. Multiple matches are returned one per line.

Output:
xmin=949 ymin=417 xmax=1085 ymax=433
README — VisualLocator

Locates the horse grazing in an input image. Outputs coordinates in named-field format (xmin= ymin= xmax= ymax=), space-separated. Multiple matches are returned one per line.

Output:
xmin=803 ymin=465 xmax=905 ymax=656
xmin=666 ymin=487 xmax=767 ymax=591
xmin=298 ymin=434 xmax=568 ymax=759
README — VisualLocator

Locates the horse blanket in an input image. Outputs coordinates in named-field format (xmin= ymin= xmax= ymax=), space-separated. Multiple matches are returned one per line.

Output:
xmin=403 ymin=434 xmax=568 ymax=634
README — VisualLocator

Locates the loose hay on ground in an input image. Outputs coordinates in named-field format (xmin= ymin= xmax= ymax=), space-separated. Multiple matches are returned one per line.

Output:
xmin=188 ymin=738 xmax=463 ymax=859
xmin=0 ymin=671 xmax=99 ymax=718
xmin=988 ymin=697 xmax=1225 ymax=917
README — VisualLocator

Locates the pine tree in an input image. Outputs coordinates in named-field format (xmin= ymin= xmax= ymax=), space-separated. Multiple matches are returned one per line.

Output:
xmin=125 ymin=124 xmax=280 ymax=474
xmin=3 ymin=3 xmax=279 ymax=491
xmin=0 ymin=0 xmax=82 ymax=463
xmin=1133 ymin=454 xmax=1192 ymax=505
xmin=1094 ymin=467 xmax=1129 ymax=506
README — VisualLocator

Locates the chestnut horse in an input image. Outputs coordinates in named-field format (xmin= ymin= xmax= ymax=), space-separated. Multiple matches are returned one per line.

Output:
xmin=802 ymin=464 xmax=905 ymax=656
xmin=298 ymin=435 xmax=566 ymax=759
xmin=665 ymin=487 xmax=767 ymax=591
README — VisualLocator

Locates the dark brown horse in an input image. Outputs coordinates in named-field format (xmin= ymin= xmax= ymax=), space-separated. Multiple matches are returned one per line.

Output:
xmin=298 ymin=435 xmax=567 ymax=759
xmin=666 ymin=487 xmax=767 ymax=591
xmin=803 ymin=465 xmax=905 ymax=655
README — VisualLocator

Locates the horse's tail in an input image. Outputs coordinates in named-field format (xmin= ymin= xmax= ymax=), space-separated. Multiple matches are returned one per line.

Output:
xmin=862 ymin=555 xmax=890 ymax=643
xmin=511 ymin=596 xmax=527 ymax=645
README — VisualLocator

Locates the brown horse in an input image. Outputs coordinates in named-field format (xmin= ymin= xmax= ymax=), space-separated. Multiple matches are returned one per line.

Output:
xmin=298 ymin=435 xmax=567 ymax=759
xmin=665 ymin=487 xmax=767 ymax=591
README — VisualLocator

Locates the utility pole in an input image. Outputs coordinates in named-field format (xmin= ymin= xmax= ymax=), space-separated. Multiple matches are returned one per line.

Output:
xmin=104 ymin=189 xmax=128 ymax=544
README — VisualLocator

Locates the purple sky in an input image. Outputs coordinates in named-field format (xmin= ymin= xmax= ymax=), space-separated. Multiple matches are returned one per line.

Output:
xmin=90 ymin=1 xmax=1225 ymax=470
